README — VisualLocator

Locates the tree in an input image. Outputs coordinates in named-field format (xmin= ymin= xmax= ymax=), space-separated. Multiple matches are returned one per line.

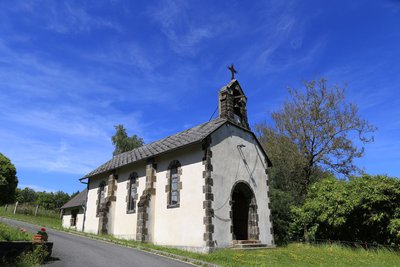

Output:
xmin=0 ymin=153 xmax=18 ymax=204
xmin=16 ymin=187 xmax=37 ymax=204
xmin=291 ymin=174 xmax=400 ymax=245
xmin=53 ymin=191 xmax=70 ymax=209
xmin=111 ymin=124 xmax=144 ymax=156
xmin=272 ymin=78 xmax=376 ymax=196
xmin=256 ymin=125 xmax=329 ymax=244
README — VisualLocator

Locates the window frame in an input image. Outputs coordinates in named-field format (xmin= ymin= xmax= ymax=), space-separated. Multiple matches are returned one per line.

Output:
xmin=126 ymin=172 xmax=138 ymax=213
xmin=166 ymin=160 xmax=182 ymax=209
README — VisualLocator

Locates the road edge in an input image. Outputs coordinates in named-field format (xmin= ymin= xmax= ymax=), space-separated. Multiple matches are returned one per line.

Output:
xmin=0 ymin=216 xmax=221 ymax=267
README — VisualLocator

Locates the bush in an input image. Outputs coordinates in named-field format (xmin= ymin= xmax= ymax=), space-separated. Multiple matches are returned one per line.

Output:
xmin=291 ymin=174 xmax=400 ymax=245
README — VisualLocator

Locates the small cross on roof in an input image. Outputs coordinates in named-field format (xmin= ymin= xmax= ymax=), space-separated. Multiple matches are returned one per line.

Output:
xmin=228 ymin=64 xmax=237 ymax=80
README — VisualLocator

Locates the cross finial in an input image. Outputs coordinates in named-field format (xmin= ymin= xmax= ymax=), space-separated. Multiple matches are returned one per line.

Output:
xmin=227 ymin=64 xmax=237 ymax=80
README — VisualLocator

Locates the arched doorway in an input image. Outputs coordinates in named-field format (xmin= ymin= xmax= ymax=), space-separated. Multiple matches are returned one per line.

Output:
xmin=231 ymin=181 xmax=259 ymax=240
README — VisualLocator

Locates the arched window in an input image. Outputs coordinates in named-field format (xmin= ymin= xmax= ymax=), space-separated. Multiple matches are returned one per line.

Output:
xmin=167 ymin=160 xmax=181 ymax=208
xmin=127 ymin=173 xmax=138 ymax=213
xmin=97 ymin=181 xmax=106 ymax=216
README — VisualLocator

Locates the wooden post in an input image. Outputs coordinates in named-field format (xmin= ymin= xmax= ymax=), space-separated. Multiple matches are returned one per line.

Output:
xmin=4 ymin=204 xmax=8 ymax=212
xmin=34 ymin=205 xmax=39 ymax=216
xmin=13 ymin=201 xmax=18 ymax=214
xmin=60 ymin=209 xmax=63 ymax=219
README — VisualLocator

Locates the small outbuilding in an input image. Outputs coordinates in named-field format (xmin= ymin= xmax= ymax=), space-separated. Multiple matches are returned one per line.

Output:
xmin=61 ymin=189 xmax=87 ymax=231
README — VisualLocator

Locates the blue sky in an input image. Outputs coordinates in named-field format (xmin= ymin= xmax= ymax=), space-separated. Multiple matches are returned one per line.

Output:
xmin=1 ymin=1 xmax=399 ymax=194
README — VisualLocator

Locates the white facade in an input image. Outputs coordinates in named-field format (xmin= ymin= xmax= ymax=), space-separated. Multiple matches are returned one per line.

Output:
xmin=81 ymin=79 xmax=274 ymax=252
xmin=62 ymin=207 xmax=84 ymax=231
xmin=83 ymin=124 xmax=274 ymax=252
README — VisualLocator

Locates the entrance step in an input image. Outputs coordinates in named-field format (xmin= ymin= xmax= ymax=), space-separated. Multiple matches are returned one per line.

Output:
xmin=231 ymin=240 xmax=268 ymax=249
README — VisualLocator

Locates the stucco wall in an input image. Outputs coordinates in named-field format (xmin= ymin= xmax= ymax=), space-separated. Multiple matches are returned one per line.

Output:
xmin=151 ymin=144 xmax=205 ymax=249
xmin=111 ymin=162 xmax=146 ymax=239
xmin=210 ymin=123 xmax=273 ymax=247
xmin=62 ymin=207 xmax=84 ymax=231
xmin=84 ymin=144 xmax=205 ymax=249
xmin=85 ymin=175 xmax=108 ymax=234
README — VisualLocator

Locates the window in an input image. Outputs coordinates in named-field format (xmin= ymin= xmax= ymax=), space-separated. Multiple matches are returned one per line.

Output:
xmin=127 ymin=173 xmax=138 ymax=213
xmin=167 ymin=160 xmax=181 ymax=208
xmin=97 ymin=181 xmax=106 ymax=216
xmin=170 ymin=167 xmax=179 ymax=205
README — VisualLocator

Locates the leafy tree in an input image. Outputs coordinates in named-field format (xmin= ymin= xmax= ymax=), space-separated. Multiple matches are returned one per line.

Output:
xmin=291 ymin=174 xmax=400 ymax=245
xmin=256 ymin=125 xmax=329 ymax=244
xmin=0 ymin=153 xmax=18 ymax=205
xmin=111 ymin=124 xmax=144 ymax=156
xmin=272 ymin=78 xmax=376 ymax=196
xmin=53 ymin=191 xmax=70 ymax=209
xmin=16 ymin=187 xmax=37 ymax=203
xmin=35 ymin=192 xmax=55 ymax=210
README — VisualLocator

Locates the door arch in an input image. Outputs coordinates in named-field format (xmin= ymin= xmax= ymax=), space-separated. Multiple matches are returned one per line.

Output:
xmin=230 ymin=181 xmax=259 ymax=240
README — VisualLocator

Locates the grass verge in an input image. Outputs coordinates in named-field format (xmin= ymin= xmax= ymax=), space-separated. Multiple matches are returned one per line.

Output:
xmin=0 ymin=222 xmax=34 ymax=241
xmin=0 ymin=207 xmax=61 ymax=230
xmin=0 ymin=222 xmax=46 ymax=267
xmin=1 ymin=212 xmax=400 ymax=266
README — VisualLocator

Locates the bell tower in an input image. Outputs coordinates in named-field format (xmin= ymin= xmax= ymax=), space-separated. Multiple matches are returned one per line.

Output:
xmin=218 ymin=79 xmax=250 ymax=130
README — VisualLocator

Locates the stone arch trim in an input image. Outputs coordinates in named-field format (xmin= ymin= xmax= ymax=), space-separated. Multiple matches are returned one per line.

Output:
xmin=165 ymin=160 xmax=182 ymax=208
xmin=229 ymin=180 xmax=260 ymax=240
xmin=126 ymin=172 xmax=139 ymax=213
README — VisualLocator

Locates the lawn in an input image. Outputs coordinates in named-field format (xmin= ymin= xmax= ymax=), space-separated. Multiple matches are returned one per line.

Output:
xmin=1 ymin=211 xmax=399 ymax=267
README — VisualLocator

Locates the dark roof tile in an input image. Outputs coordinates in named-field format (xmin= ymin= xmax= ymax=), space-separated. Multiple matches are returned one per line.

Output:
xmin=84 ymin=118 xmax=227 ymax=178
xmin=61 ymin=189 xmax=87 ymax=209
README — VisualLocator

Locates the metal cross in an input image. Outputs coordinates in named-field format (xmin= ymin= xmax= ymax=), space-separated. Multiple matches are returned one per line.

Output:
xmin=228 ymin=64 xmax=237 ymax=80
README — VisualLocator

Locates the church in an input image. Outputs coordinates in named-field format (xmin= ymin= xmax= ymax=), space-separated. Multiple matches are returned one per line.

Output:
xmin=77 ymin=75 xmax=274 ymax=252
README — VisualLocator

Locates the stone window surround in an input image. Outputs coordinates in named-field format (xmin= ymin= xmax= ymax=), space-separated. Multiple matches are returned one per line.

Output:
xmin=96 ymin=180 xmax=106 ymax=217
xmin=165 ymin=160 xmax=182 ymax=209
xmin=126 ymin=172 xmax=139 ymax=214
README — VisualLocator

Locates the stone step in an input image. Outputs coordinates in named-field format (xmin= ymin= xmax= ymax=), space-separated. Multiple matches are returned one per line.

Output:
xmin=231 ymin=240 xmax=261 ymax=245
xmin=233 ymin=243 xmax=268 ymax=249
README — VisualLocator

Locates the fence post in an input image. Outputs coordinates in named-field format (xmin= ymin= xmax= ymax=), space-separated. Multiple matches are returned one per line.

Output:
xmin=4 ymin=204 xmax=8 ymax=212
xmin=34 ymin=205 xmax=39 ymax=216
xmin=13 ymin=201 xmax=18 ymax=214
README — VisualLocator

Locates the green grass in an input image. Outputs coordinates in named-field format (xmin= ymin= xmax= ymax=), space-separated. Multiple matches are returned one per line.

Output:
xmin=0 ymin=222 xmax=34 ymax=241
xmin=78 ymin=236 xmax=400 ymax=267
xmin=1 ymin=211 xmax=400 ymax=266
xmin=0 ymin=206 xmax=61 ymax=230
xmin=0 ymin=222 xmax=44 ymax=267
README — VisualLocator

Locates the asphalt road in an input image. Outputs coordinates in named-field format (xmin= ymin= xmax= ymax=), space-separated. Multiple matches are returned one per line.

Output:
xmin=0 ymin=217 xmax=194 ymax=267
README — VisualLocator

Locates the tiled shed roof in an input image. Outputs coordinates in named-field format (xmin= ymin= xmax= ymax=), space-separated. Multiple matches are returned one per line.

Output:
xmin=61 ymin=189 xmax=87 ymax=209
xmin=83 ymin=118 xmax=228 ymax=178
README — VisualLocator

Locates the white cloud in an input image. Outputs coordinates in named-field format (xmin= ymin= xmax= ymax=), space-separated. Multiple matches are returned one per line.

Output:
xmin=149 ymin=0 xmax=232 ymax=56
xmin=18 ymin=184 xmax=58 ymax=193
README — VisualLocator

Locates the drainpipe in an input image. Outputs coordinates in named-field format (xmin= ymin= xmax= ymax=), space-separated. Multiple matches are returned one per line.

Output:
xmin=79 ymin=177 xmax=89 ymax=232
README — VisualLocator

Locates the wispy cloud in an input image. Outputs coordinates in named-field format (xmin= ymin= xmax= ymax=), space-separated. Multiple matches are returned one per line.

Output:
xmin=148 ymin=0 xmax=232 ymax=56
xmin=10 ymin=1 xmax=122 ymax=34
xmin=236 ymin=1 xmax=324 ymax=75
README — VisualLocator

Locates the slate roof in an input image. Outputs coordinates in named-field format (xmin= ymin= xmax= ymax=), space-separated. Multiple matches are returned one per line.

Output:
xmin=61 ymin=189 xmax=87 ymax=209
xmin=83 ymin=118 xmax=228 ymax=178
